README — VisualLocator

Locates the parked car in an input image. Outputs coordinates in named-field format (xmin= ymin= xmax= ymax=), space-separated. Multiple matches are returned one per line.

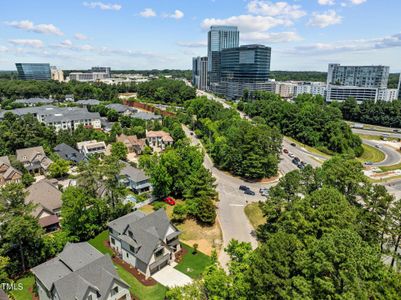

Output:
xmin=239 ymin=185 xmax=250 ymax=191
xmin=283 ymin=148 xmax=289 ymax=154
xmin=364 ymin=161 xmax=373 ymax=166
xmin=163 ymin=197 xmax=176 ymax=205
xmin=290 ymin=143 xmax=296 ymax=147
xmin=244 ymin=189 xmax=256 ymax=196
xmin=259 ymin=188 xmax=268 ymax=194
xmin=288 ymin=153 xmax=295 ymax=158
xmin=375 ymin=144 xmax=382 ymax=149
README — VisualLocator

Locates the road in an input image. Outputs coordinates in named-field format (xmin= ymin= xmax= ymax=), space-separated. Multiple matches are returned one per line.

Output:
xmin=362 ymin=139 xmax=401 ymax=167
xmin=352 ymin=128 xmax=401 ymax=139
xmin=182 ymin=125 xmax=275 ymax=268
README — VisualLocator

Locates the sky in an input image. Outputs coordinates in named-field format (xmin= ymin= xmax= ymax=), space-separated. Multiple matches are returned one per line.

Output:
xmin=0 ymin=0 xmax=400 ymax=71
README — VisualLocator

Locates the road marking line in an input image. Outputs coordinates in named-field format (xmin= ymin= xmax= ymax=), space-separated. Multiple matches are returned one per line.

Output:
xmin=229 ymin=204 xmax=245 ymax=207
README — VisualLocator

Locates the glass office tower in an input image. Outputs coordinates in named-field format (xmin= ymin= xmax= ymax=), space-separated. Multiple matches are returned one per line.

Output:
xmin=207 ymin=26 xmax=239 ymax=89
xmin=218 ymin=44 xmax=272 ymax=99
xmin=16 ymin=63 xmax=51 ymax=80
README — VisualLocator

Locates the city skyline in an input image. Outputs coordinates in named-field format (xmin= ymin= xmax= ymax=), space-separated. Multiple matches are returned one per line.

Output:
xmin=1 ymin=0 xmax=401 ymax=71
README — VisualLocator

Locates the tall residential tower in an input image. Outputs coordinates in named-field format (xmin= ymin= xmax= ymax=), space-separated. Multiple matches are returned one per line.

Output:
xmin=192 ymin=56 xmax=208 ymax=90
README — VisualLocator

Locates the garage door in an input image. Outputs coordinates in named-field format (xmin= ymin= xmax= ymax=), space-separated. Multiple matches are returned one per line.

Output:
xmin=150 ymin=259 xmax=168 ymax=274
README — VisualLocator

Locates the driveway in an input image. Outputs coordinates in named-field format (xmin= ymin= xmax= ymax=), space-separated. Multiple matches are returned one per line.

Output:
xmin=152 ymin=266 xmax=193 ymax=288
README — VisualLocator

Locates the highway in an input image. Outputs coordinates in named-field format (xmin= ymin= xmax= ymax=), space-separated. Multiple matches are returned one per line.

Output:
xmin=362 ymin=139 xmax=401 ymax=167
xmin=352 ymin=128 xmax=401 ymax=139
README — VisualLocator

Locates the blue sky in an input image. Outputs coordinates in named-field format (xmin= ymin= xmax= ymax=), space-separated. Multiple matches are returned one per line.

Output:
xmin=0 ymin=0 xmax=400 ymax=71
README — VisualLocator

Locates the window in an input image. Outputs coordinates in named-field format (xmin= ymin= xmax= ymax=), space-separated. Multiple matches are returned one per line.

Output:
xmin=111 ymin=286 xmax=119 ymax=296
xmin=111 ymin=237 xmax=115 ymax=245
xmin=155 ymin=248 xmax=164 ymax=258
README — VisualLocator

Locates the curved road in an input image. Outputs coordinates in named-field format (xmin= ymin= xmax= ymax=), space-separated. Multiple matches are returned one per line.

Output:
xmin=362 ymin=139 xmax=401 ymax=167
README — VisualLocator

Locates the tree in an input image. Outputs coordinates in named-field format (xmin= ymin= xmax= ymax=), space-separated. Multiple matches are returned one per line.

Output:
xmin=0 ymin=183 xmax=45 ymax=275
xmin=48 ymin=159 xmax=70 ymax=178
xmin=0 ymin=256 xmax=9 ymax=283
xmin=195 ymin=198 xmax=216 ymax=224
xmin=61 ymin=186 xmax=108 ymax=240
xmin=172 ymin=204 xmax=188 ymax=223
xmin=110 ymin=142 xmax=128 ymax=160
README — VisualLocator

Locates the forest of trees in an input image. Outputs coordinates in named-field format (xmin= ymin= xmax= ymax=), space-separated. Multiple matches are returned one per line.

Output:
xmin=167 ymin=156 xmax=401 ymax=299
xmin=185 ymin=98 xmax=282 ymax=179
xmin=136 ymin=78 xmax=196 ymax=104
xmin=238 ymin=92 xmax=363 ymax=156
xmin=338 ymin=97 xmax=401 ymax=128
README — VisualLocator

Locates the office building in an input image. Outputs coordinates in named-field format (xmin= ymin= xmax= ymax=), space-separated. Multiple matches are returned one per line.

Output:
xmin=217 ymin=44 xmax=271 ymax=99
xmin=16 ymin=63 xmax=51 ymax=80
xmin=326 ymin=64 xmax=390 ymax=102
xmin=69 ymin=72 xmax=109 ymax=82
xmin=91 ymin=66 xmax=111 ymax=78
xmin=327 ymin=64 xmax=389 ymax=88
xmin=50 ymin=66 xmax=64 ymax=82
xmin=192 ymin=56 xmax=208 ymax=90
xmin=207 ymin=26 xmax=239 ymax=89
xmin=294 ymin=82 xmax=327 ymax=98
xmin=398 ymin=74 xmax=401 ymax=100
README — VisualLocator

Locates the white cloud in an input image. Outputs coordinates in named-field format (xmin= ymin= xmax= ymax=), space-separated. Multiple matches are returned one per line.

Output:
xmin=74 ymin=33 xmax=88 ymax=40
xmin=292 ymin=32 xmax=401 ymax=54
xmin=202 ymin=15 xmax=292 ymax=33
xmin=318 ymin=0 xmax=335 ymax=5
xmin=177 ymin=41 xmax=207 ymax=48
xmin=5 ymin=20 xmax=63 ymax=36
xmin=247 ymin=1 xmax=306 ymax=19
xmin=9 ymin=39 xmax=44 ymax=48
xmin=242 ymin=31 xmax=302 ymax=43
xmin=308 ymin=10 xmax=342 ymax=28
xmin=61 ymin=39 xmax=73 ymax=47
xmin=139 ymin=8 xmax=156 ymax=18
xmin=164 ymin=10 xmax=184 ymax=19
xmin=83 ymin=2 xmax=121 ymax=11
xmin=0 ymin=46 xmax=8 ymax=52
xmin=341 ymin=0 xmax=367 ymax=6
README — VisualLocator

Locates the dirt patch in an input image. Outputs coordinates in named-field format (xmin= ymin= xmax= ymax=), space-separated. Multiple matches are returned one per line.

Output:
xmin=28 ymin=287 xmax=39 ymax=300
xmin=174 ymin=246 xmax=188 ymax=263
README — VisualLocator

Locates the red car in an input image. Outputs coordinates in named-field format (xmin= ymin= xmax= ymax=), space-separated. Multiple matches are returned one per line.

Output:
xmin=163 ymin=197 xmax=176 ymax=206
xmin=283 ymin=148 xmax=289 ymax=154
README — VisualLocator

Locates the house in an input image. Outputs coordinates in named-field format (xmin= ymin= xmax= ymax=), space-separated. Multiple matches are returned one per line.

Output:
xmin=0 ymin=156 xmax=22 ymax=187
xmin=54 ymin=143 xmax=85 ymax=164
xmin=77 ymin=140 xmax=107 ymax=157
xmin=26 ymin=179 xmax=62 ymax=232
xmin=119 ymin=162 xmax=151 ymax=194
xmin=14 ymin=97 xmax=55 ymax=106
xmin=106 ymin=104 xmax=137 ymax=116
xmin=16 ymin=146 xmax=53 ymax=174
xmin=146 ymin=131 xmax=174 ymax=150
xmin=75 ymin=99 xmax=101 ymax=107
xmin=31 ymin=242 xmax=131 ymax=300
xmin=108 ymin=209 xmax=181 ymax=278
xmin=116 ymin=134 xmax=145 ymax=155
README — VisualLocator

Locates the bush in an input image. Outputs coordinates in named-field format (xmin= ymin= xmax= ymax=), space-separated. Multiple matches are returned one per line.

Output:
xmin=195 ymin=199 xmax=216 ymax=225
xmin=152 ymin=201 xmax=167 ymax=211
xmin=172 ymin=204 xmax=188 ymax=223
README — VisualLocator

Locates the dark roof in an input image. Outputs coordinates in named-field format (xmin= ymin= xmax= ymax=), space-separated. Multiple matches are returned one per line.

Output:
xmin=54 ymin=143 xmax=85 ymax=163
xmin=31 ymin=242 xmax=128 ymax=300
xmin=108 ymin=209 xmax=180 ymax=264
xmin=38 ymin=214 xmax=60 ymax=228
xmin=120 ymin=162 xmax=149 ymax=183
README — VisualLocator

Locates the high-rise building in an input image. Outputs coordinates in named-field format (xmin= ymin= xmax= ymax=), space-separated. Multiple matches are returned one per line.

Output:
xmin=192 ymin=57 xmax=208 ymax=90
xmin=327 ymin=64 xmax=389 ymax=88
xmin=398 ymin=73 xmax=401 ymax=100
xmin=51 ymin=66 xmax=64 ymax=82
xmin=216 ymin=44 xmax=271 ymax=99
xmin=326 ymin=64 xmax=390 ymax=102
xmin=207 ymin=26 xmax=239 ymax=89
xmin=91 ymin=66 xmax=111 ymax=78
xmin=16 ymin=63 xmax=51 ymax=80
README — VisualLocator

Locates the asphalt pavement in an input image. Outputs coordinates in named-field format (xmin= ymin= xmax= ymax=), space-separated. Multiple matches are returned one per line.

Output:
xmin=362 ymin=139 xmax=401 ymax=167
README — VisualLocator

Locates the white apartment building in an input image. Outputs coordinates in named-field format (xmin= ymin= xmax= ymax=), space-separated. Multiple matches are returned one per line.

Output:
xmin=50 ymin=66 xmax=64 ymax=82
xmin=294 ymin=82 xmax=326 ymax=97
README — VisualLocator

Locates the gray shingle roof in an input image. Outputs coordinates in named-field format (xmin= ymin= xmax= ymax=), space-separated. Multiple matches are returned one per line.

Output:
xmin=31 ymin=242 xmax=129 ymax=300
xmin=26 ymin=179 xmax=62 ymax=217
xmin=120 ymin=162 xmax=149 ymax=183
xmin=131 ymin=111 xmax=162 ymax=120
xmin=14 ymin=98 xmax=54 ymax=105
xmin=109 ymin=209 xmax=180 ymax=264
xmin=54 ymin=143 xmax=85 ymax=163
xmin=105 ymin=103 xmax=136 ymax=113
xmin=76 ymin=99 xmax=101 ymax=106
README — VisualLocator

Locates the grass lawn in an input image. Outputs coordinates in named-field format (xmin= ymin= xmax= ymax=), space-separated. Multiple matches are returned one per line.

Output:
xmin=380 ymin=162 xmax=401 ymax=172
xmin=140 ymin=202 xmax=222 ymax=255
xmin=175 ymin=243 xmax=211 ymax=279
xmin=115 ymin=265 xmax=167 ymax=300
xmin=358 ymin=134 xmax=399 ymax=142
xmin=357 ymin=144 xmax=386 ymax=163
xmin=244 ymin=202 xmax=266 ymax=230
xmin=10 ymin=274 xmax=35 ymax=300
xmin=88 ymin=230 xmax=113 ymax=255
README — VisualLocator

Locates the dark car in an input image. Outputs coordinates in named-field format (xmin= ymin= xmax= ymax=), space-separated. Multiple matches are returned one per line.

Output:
xmin=244 ymin=189 xmax=256 ymax=196
xmin=239 ymin=185 xmax=250 ymax=191
xmin=290 ymin=143 xmax=296 ymax=147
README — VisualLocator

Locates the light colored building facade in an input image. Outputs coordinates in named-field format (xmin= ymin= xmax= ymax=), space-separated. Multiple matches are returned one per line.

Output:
xmin=50 ymin=66 xmax=64 ymax=82
xmin=192 ymin=56 xmax=208 ymax=90
xmin=77 ymin=140 xmax=107 ymax=156
xmin=294 ymin=82 xmax=326 ymax=97
xmin=326 ymin=64 xmax=391 ymax=102
xmin=69 ymin=72 xmax=109 ymax=82
xmin=146 ymin=131 xmax=174 ymax=150
xmin=0 ymin=156 xmax=22 ymax=187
